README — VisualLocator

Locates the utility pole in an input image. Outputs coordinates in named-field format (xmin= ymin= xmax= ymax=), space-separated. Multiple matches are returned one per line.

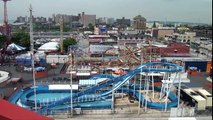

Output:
xmin=29 ymin=4 xmax=37 ymax=111
xmin=69 ymin=51 xmax=74 ymax=117
xmin=60 ymin=17 xmax=64 ymax=54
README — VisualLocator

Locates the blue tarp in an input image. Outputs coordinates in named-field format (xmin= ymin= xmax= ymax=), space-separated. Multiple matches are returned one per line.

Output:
xmin=35 ymin=67 xmax=45 ymax=71
xmin=16 ymin=58 xmax=46 ymax=64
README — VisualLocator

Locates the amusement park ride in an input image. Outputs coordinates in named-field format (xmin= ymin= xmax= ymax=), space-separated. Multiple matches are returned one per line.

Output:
xmin=0 ymin=0 xmax=12 ymax=63
xmin=2 ymin=0 xmax=11 ymax=37
xmin=9 ymin=62 xmax=184 ymax=114
xmin=0 ymin=0 xmax=210 ymax=118
xmin=65 ymin=39 xmax=162 ymax=75
xmin=4 ymin=6 xmax=200 ymax=116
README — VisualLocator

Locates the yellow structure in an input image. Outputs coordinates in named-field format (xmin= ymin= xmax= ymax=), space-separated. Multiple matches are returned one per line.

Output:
xmin=177 ymin=26 xmax=190 ymax=31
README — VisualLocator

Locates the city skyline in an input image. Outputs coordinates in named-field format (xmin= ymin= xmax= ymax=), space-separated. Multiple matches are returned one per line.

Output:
xmin=0 ymin=0 xmax=212 ymax=24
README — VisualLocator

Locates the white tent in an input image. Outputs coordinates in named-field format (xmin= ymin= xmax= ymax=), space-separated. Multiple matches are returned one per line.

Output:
xmin=38 ymin=42 xmax=59 ymax=51
xmin=6 ymin=43 xmax=26 ymax=51
xmin=15 ymin=51 xmax=46 ymax=61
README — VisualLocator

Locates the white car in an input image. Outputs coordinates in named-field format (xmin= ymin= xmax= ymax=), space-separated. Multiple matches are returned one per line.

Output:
xmin=24 ymin=67 xmax=32 ymax=72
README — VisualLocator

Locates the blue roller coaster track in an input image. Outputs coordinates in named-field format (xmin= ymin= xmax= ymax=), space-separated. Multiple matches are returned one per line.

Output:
xmin=38 ymin=62 xmax=183 ymax=113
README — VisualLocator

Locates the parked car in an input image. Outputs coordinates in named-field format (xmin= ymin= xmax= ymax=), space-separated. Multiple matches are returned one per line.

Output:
xmin=53 ymin=77 xmax=57 ymax=81
xmin=57 ymin=77 xmax=63 ymax=81
xmin=63 ymin=77 xmax=70 ymax=81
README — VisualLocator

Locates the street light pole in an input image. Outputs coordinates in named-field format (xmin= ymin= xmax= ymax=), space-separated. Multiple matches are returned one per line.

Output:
xmin=112 ymin=81 xmax=115 ymax=114
xmin=70 ymin=51 xmax=73 ymax=117
xmin=70 ymin=66 xmax=73 ymax=117
xmin=29 ymin=4 xmax=37 ymax=111
xmin=178 ymin=72 xmax=181 ymax=108
xmin=138 ymin=47 xmax=143 ymax=115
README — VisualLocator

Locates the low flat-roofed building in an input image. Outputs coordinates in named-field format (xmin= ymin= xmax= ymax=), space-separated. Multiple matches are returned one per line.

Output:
xmin=118 ymin=34 xmax=148 ymax=47
xmin=88 ymin=34 xmax=110 ymax=44
xmin=191 ymin=37 xmax=212 ymax=58
xmin=196 ymin=89 xmax=212 ymax=107
xmin=199 ymin=42 xmax=212 ymax=58
xmin=182 ymin=88 xmax=206 ymax=111
xmin=152 ymin=28 xmax=174 ymax=40
xmin=173 ymin=32 xmax=196 ymax=44
xmin=143 ymin=43 xmax=190 ymax=57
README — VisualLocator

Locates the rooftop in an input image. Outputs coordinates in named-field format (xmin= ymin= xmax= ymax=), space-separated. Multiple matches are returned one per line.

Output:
xmin=118 ymin=34 xmax=146 ymax=38
xmin=0 ymin=99 xmax=53 ymax=120
xmin=158 ymin=57 xmax=210 ymax=62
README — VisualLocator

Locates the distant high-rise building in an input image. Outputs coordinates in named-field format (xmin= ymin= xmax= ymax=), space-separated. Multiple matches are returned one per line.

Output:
xmin=79 ymin=12 xmax=96 ymax=27
xmin=48 ymin=17 xmax=53 ymax=23
xmin=54 ymin=14 xmax=79 ymax=24
xmin=97 ymin=17 xmax=107 ymax=24
xmin=96 ymin=17 xmax=115 ymax=25
xmin=133 ymin=15 xmax=146 ymax=29
xmin=52 ymin=14 xmax=56 ymax=22
xmin=106 ymin=18 xmax=115 ymax=25
xmin=34 ymin=17 xmax=47 ymax=23
xmin=15 ymin=16 xmax=27 ymax=23
xmin=116 ymin=17 xmax=131 ymax=28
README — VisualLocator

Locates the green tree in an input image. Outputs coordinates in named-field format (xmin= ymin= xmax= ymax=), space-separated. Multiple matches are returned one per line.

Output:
xmin=11 ymin=32 xmax=30 ymax=50
xmin=88 ymin=23 xmax=94 ymax=31
xmin=153 ymin=21 xmax=157 ymax=28
xmin=0 ymin=35 xmax=6 ymax=48
xmin=63 ymin=38 xmax=77 ymax=52
xmin=159 ymin=37 xmax=165 ymax=41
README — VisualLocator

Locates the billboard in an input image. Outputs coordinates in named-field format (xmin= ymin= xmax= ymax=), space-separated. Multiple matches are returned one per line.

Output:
xmin=99 ymin=25 xmax=107 ymax=34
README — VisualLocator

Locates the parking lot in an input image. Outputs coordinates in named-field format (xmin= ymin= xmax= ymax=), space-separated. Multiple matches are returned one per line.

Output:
xmin=0 ymin=63 xmax=70 ymax=98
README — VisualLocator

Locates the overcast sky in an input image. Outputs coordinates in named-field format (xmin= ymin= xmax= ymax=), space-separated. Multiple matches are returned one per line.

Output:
xmin=0 ymin=0 xmax=212 ymax=24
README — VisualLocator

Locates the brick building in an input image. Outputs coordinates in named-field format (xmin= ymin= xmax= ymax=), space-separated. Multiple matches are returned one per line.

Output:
xmin=133 ymin=15 xmax=146 ymax=30
xmin=152 ymin=28 xmax=174 ymax=40
xmin=144 ymin=43 xmax=190 ymax=57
